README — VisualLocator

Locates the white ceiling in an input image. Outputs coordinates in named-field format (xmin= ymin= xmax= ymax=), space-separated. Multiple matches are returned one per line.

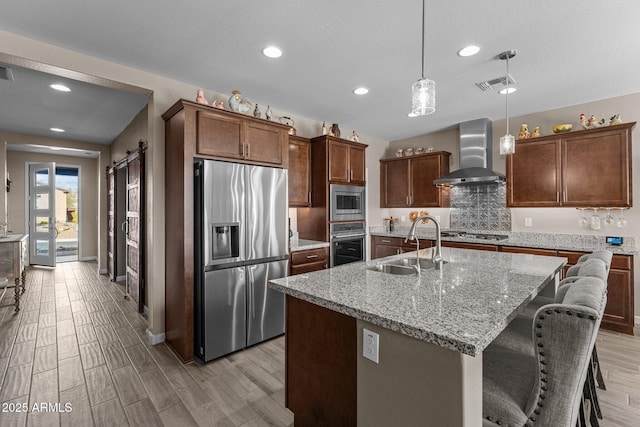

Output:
xmin=1 ymin=0 xmax=640 ymax=143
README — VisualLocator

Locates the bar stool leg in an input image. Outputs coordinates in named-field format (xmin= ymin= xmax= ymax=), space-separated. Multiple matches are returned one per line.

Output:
xmin=592 ymin=346 xmax=606 ymax=390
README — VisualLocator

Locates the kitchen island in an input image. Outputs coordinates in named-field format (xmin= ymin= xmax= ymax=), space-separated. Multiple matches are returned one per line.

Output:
xmin=268 ymin=246 xmax=566 ymax=426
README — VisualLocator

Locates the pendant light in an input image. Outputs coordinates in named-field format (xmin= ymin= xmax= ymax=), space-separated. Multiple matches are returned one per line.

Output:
xmin=499 ymin=50 xmax=516 ymax=155
xmin=411 ymin=0 xmax=435 ymax=116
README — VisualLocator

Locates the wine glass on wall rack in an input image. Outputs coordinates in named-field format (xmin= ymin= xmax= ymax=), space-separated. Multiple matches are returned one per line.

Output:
xmin=603 ymin=208 xmax=614 ymax=226
xmin=616 ymin=208 xmax=628 ymax=228
xmin=577 ymin=208 xmax=588 ymax=227
xmin=590 ymin=208 xmax=601 ymax=230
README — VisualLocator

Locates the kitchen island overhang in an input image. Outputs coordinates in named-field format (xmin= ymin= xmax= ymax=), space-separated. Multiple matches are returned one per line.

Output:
xmin=269 ymin=247 xmax=566 ymax=427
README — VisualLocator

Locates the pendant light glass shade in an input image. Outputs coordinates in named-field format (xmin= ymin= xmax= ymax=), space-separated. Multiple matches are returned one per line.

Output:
xmin=411 ymin=78 xmax=436 ymax=116
xmin=499 ymin=133 xmax=515 ymax=155
xmin=410 ymin=0 xmax=435 ymax=117
xmin=498 ymin=50 xmax=516 ymax=155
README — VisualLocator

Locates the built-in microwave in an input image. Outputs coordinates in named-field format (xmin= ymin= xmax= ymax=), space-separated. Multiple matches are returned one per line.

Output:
xmin=330 ymin=184 xmax=366 ymax=221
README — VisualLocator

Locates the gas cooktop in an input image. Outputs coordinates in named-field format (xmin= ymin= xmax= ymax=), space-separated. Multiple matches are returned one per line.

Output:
xmin=440 ymin=231 xmax=509 ymax=241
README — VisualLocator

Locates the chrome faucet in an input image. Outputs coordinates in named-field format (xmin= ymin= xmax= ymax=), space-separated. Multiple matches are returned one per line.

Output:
xmin=405 ymin=215 xmax=443 ymax=271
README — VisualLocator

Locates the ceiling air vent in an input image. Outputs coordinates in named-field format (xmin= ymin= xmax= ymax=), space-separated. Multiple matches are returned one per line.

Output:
xmin=0 ymin=65 xmax=15 ymax=82
xmin=475 ymin=74 xmax=515 ymax=91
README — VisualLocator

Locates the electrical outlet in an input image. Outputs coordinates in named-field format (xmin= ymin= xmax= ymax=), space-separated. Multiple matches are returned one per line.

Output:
xmin=363 ymin=328 xmax=379 ymax=363
xmin=400 ymin=215 xmax=406 ymax=222
xmin=524 ymin=217 xmax=533 ymax=227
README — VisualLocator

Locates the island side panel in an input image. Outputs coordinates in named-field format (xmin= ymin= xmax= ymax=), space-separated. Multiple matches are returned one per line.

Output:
xmin=286 ymin=295 xmax=357 ymax=426
xmin=357 ymin=320 xmax=483 ymax=427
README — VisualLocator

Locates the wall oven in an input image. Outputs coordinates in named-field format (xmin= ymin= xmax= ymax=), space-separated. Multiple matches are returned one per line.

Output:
xmin=330 ymin=184 xmax=366 ymax=222
xmin=330 ymin=222 xmax=366 ymax=267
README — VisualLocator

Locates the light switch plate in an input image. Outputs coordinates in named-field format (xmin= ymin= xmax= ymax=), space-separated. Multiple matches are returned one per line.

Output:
xmin=363 ymin=328 xmax=379 ymax=363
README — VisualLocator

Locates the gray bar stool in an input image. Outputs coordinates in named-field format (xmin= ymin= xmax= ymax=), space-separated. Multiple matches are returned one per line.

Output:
xmin=483 ymin=276 xmax=607 ymax=426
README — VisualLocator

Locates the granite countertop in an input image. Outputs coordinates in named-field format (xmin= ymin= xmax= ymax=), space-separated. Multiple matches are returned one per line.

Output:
xmin=370 ymin=228 xmax=637 ymax=255
xmin=290 ymin=238 xmax=330 ymax=252
xmin=269 ymin=247 xmax=565 ymax=356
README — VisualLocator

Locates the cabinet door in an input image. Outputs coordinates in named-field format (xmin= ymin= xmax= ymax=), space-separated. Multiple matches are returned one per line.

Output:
xmin=410 ymin=156 xmax=443 ymax=207
xmin=507 ymin=139 xmax=561 ymax=207
xmin=196 ymin=111 xmax=244 ymax=160
xmin=289 ymin=137 xmax=311 ymax=207
xmin=603 ymin=268 xmax=633 ymax=334
xmin=328 ymin=141 xmax=350 ymax=183
xmin=380 ymin=159 xmax=410 ymax=207
xmin=349 ymin=146 xmax=366 ymax=185
xmin=562 ymin=129 xmax=631 ymax=207
xmin=245 ymin=121 xmax=285 ymax=166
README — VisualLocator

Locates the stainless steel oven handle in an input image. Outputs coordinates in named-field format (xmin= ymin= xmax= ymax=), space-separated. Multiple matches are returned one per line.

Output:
xmin=331 ymin=233 xmax=366 ymax=240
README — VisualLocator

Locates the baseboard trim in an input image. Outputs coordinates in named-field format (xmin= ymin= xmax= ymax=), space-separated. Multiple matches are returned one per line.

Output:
xmin=80 ymin=256 xmax=97 ymax=262
xmin=97 ymin=268 xmax=107 ymax=275
xmin=146 ymin=328 xmax=165 ymax=345
xmin=116 ymin=275 xmax=126 ymax=282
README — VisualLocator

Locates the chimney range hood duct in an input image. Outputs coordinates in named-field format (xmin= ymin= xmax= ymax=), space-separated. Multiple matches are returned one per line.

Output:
xmin=433 ymin=118 xmax=505 ymax=186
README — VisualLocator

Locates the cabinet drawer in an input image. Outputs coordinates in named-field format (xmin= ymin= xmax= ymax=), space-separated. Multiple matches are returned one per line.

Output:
xmin=611 ymin=254 xmax=631 ymax=271
xmin=442 ymin=242 xmax=498 ymax=251
xmin=290 ymin=261 xmax=328 ymax=276
xmin=557 ymin=250 xmax=586 ymax=265
xmin=401 ymin=238 xmax=432 ymax=250
xmin=291 ymin=248 xmax=329 ymax=266
xmin=372 ymin=236 xmax=404 ymax=246
xmin=501 ymin=246 xmax=557 ymax=257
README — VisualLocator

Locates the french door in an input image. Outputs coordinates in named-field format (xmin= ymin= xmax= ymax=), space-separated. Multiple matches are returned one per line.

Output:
xmin=29 ymin=162 xmax=56 ymax=267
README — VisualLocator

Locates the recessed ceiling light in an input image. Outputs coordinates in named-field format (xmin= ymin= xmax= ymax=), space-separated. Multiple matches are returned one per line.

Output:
xmin=50 ymin=127 xmax=65 ymax=132
xmin=458 ymin=45 xmax=481 ymax=57
xmin=407 ymin=112 xmax=418 ymax=118
xmin=499 ymin=87 xmax=517 ymax=95
xmin=50 ymin=84 xmax=71 ymax=92
xmin=262 ymin=46 xmax=283 ymax=58
xmin=49 ymin=147 xmax=62 ymax=151
xmin=353 ymin=87 xmax=369 ymax=95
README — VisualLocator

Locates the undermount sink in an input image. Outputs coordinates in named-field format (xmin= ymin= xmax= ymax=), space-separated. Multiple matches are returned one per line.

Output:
xmin=386 ymin=258 xmax=448 ymax=270
xmin=367 ymin=258 xmax=448 ymax=275
xmin=367 ymin=263 xmax=417 ymax=275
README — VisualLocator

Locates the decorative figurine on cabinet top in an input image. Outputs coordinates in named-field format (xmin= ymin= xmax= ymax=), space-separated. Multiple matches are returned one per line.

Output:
xmin=228 ymin=90 xmax=253 ymax=114
xmin=196 ymin=90 xmax=208 ymax=105
xmin=265 ymin=105 xmax=273 ymax=120
xmin=610 ymin=114 xmax=622 ymax=126
xmin=331 ymin=123 xmax=341 ymax=138
xmin=211 ymin=100 xmax=224 ymax=109
xmin=349 ymin=130 xmax=360 ymax=142
xmin=579 ymin=113 xmax=589 ymax=130
xmin=530 ymin=126 xmax=541 ymax=138
xmin=253 ymin=104 xmax=261 ymax=118
xmin=518 ymin=124 xmax=530 ymax=140
xmin=587 ymin=114 xmax=605 ymax=128
xmin=321 ymin=121 xmax=327 ymax=135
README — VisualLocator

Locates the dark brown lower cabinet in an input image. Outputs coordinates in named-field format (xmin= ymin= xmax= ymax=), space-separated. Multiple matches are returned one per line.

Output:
xmin=558 ymin=250 xmax=634 ymax=334
xmin=290 ymin=247 xmax=328 ymax=276
xmin=286 ymin=296 xmax=356 ymax=426
xmin=371 ymin=235 xmax=432 ymax=259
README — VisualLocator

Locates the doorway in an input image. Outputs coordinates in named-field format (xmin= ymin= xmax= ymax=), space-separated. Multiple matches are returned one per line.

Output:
xmin=55 ymin=166 xmax=80 ymax=263
xmin=28 ymin=163 xmax=81 ymax=266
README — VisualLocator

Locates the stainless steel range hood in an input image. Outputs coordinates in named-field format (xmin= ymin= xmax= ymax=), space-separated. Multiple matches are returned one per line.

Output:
xmin=433 ymin=118 xmax=505 ymax=186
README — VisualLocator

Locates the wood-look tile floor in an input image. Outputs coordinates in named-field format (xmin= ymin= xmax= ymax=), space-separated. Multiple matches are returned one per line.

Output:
xmin=0 ymin=261 xmax=638 ymax=426
xmin=0 ymin=262 xmax=293 ymax=427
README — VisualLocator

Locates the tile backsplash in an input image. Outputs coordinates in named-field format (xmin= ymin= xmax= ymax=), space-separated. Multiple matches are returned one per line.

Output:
xmin=449 ymin=183 xmax=511 ymax=231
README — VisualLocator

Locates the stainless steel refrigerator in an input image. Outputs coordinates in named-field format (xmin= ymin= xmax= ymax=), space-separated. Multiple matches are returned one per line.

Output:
xmin=194 ymin=159 xmax=288 ymax=362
